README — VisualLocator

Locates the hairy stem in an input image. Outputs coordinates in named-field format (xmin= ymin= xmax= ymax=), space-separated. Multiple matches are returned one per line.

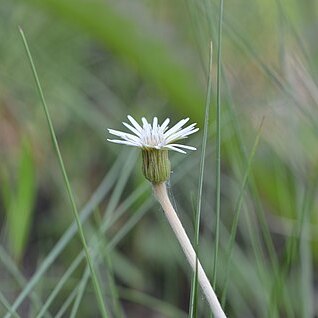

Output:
xmin=153 ymin=182 xmax=226 ymax=318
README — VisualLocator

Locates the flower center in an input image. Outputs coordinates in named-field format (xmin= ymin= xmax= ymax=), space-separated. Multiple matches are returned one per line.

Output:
xmin=141 ymin=125 xmax=165 ymax=148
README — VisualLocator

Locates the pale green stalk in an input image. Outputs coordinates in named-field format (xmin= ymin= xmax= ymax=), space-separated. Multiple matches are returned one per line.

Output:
xmin=153 ymin=182 xmax=226 ymax=318
xmin=70 ymin=266 xmax=90 ymax=318
xmin=189 ymin=41 xmax=213 ymax=318
xmin=213 ymin=0 xmax=223 ymax=288
xmin=18 ymin=28 xmax=109 ymax=318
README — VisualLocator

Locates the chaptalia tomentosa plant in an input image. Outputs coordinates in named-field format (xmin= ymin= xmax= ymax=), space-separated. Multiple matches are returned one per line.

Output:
xmin=107 ymin=115 xmax=227 ymax=318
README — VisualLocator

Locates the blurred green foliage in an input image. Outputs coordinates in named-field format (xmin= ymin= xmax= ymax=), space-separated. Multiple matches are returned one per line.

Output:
xmin=0 ymin=0 xmax=318 ymax=317
xmin=1 ymin=141 xmax=36 ymax=262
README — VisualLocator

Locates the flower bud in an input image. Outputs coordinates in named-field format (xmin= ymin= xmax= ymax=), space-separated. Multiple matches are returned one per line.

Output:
xmin=142 ymin=149 xmax=170 ymax=184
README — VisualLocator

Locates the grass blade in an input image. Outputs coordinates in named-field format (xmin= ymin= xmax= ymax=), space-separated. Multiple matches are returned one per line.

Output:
xmin=0 ymin=292 xmax=20 ymax=318
xmin=35 ymin=254 xmax=84 ymax=318
xmin=54 ymin=288 xmax=78 ymax=318
xmin=189 ymin=41 xmax=213 ymax=318
xmin=6 ymin=154 xmax=123 ymax=315
xmin=212 ymin=0 xmax=223 ymax=289
xmin=69 ymin=266 xmax=91 ymax=318
xmin=18 ymin=28 xmax=110 ymax=318
xmin=0 ymin=246 xmax=51 ymax=318
xmin=221 ymin=118 xmax=264 ymax=305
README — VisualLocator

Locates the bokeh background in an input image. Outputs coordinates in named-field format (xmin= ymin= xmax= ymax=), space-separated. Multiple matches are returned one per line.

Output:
xmin=1 ymin=0 xmax=318 ymax=317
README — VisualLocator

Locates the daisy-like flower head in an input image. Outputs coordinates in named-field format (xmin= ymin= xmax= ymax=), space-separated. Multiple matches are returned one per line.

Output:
xmin=107 ymin=115 xmax=199 ymax=153
xmin=107 ymin=115 xmax=199 ymax=184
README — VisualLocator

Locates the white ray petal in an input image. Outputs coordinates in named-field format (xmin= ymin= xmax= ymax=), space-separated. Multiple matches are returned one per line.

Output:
xmin=153 ymin=117 xmax=158 ymax=129
xmin=168 ymin=143 xmax=197 ymax=150
xmin=122 ymin=122 xmax=142 ymax=137
xmin=127 ymin=115 xmax=143 ymax=132
xmin=141 ymin=117 xmax=149 ymax=128
xmin=160 ymin=118 xmax=170 ymax=131
xmin=164 ymin=145 xmax=187 ymax=154
xmin=166 ymin=126 xmax=199 ymax=143
xmin=108 ymin=129 xmax=140 ymax=142
xmin=164 ymin=118 xmax=190 ymax=137
xmin=107 ymin=139 xmax=141 ymax=147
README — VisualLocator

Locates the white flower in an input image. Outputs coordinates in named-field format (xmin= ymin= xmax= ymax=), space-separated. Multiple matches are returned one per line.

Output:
xmin=107 ymin=115 xmax=199 ymax=154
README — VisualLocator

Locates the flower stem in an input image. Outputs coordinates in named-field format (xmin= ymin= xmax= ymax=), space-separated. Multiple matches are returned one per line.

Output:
xmin=153 ymin=182 xmax=226 ymax=318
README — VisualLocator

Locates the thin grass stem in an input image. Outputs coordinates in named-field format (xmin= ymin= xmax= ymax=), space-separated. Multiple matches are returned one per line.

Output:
xmin=35 ymin=253 xmax=83 ymax=318
xmin=213 ymin=0 xmax=223 ymax=289
xmin=18 ymin=28 xmax=109 ymax=318
xmin=0 ymin=292 xmax=20 ymax=318
xmin=189 ymin=41 xmax=213 ymax=318
xmin=54 ymin=287 xmax=79 ymax=318
xmin=69 ymin=266 xmax=90 ymax=318
xmin=221 ymin=118 xmax=264 ymax=305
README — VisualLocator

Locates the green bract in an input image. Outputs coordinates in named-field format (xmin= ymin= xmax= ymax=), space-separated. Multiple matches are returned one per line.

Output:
xmin=142 ymin=149 xmax=171 ymax=184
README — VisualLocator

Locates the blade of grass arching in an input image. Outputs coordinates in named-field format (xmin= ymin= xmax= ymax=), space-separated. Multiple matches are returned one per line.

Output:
xmin=100 ymin=182 xmax=149 ymax=234
xmin=7 ymin=153 xmax=124 ymax=317
xmin=0 ymin=292 xmax=19 ymax=318
xmin=0 ymin=246 xmax=51 ymax=318
xmin=213 ymin=0 xmax=223 ymax=289
xmin=31 ymin=181 xmax=151 ymax=318
xmin=19 ymin=28 xmax=109 ymax=318
xmin=31 ymin=151 xmax=135 ymax=318
xmin=189 ymin=41 xmax=213 ymax=318
xmin=103 ymin=150 xmax=137 ymax=220
xmin=118 ymin=287 xmax=186 ymax=318
xmin=69 ymin=266 xmax=90 ymax=318
xmin=221 ymin=119 xmax=263 ymax=305
xmin=54 ymin=287 xmax=79 ymax=318
xmin=38 ymin=198 xmax=152 ymax=317
xmin=34 ymin=181 xmax=152 ymax=317
xmin=100 ymin=244 xmax=125 ymax=318
xmin=93 ymin=209 xmax=125 ymax=318
xmin=35 ymin=253 xmax=84 ymax=318
xmin=106 ymin=199 xmax=153 ymax=252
